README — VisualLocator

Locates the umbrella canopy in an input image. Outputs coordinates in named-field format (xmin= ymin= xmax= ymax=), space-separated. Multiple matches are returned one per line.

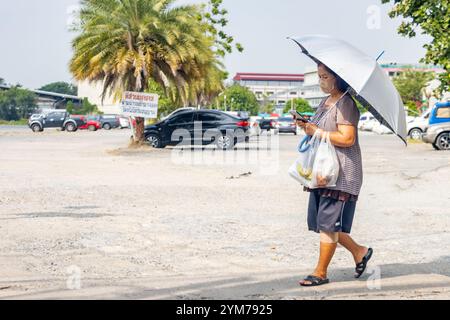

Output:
xmin=288 ymin=34 xmax=407 ymax=145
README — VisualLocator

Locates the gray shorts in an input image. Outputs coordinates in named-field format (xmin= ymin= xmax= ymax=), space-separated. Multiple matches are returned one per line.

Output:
xmin=307 ymin=190 xmax=357 ymax=234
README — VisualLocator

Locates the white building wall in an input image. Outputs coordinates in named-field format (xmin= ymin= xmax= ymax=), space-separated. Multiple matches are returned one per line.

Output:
xmin=302 ymin=66 xmax=327 ymax=109
xmin=236 ymin=80 xmax=305 ymax=106
xmin=77 ymin=80 xmax=121 ymax=114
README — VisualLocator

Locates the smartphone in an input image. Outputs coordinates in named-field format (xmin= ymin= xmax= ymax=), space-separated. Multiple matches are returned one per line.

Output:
xmin=289 ymin=110 xmax=309 ymax=123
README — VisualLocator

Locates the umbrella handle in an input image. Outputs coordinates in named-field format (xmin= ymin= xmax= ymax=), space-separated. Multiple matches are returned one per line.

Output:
xmin=298 ymin=135 xmax=311 ymax=153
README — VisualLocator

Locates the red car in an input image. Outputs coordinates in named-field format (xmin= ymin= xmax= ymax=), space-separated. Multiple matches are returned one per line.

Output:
xmin=71 ymin=115 xmax=102 ymax=131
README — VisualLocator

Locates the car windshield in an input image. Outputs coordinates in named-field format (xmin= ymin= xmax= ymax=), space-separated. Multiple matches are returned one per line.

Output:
xmin=278 ymin=117 xmax=293 ymax=122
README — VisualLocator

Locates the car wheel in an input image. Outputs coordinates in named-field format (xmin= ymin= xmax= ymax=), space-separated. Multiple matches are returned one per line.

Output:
xmin=103 ymin=123 xmax=112 ymax=130
xmin=432 ymin=143 xmax=440 ymax=150
xmin=409 ymin=128 xmax=422 ymax=140
xmin=146 ymin=134 xmax=163 ymax=148
xmin=216 ymin=134 xmax=234 ymax=150
xmin=31 ymin=124 xmax=42 ymax=132
xmin=88 ymin=125 xmax=97 ymax=131
xmin=65 ymin=122 xmax=76 ymax=132
xmin=436 ymin=132 xmax=450 ymax=150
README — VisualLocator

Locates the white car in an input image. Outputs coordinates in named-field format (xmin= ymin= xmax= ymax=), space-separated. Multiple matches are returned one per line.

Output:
xmin=119 ymin=117 xmax=130 ymax=129
xmin=358 ymin=112 xmax=376 ymax=130
xmin=248 ymin=116 xmax=262 ymax=136
xmin=372 ymin=121 xmax=393 ymax=135
xmin=407 ymin=109 xmax=430 ymax=140
xmin=360 ymin=118 xmax=378 ymax=131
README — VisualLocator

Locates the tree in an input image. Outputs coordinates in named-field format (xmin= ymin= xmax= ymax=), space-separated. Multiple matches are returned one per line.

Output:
xmin=70 ymin=0 xmax=238 ymax=144
xmin=0 ymin=87 xmax=37 ymax=120
xmin=261 ymin=102 xmax=275 ymax=115
xmin=66 ymin=98 xmax=101 ymax=115
xmin=393 ymin=70 xmax=433 ymax=114
xmin=283 ymin=98 xmax=313 ymax=114
xmin=201 ymin=0 xmax=243 ymax=58
xmin=215 ymin=84 xmax=259 ymax=115
xmin=381 ymin=0 xmax=449 ymax=92
xmin=39 ymin=82 xmax=78 ymax=95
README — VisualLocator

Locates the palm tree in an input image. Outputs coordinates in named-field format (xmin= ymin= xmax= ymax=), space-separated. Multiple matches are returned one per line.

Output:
xmin=70 ymin=0 xmax=224 ymax=143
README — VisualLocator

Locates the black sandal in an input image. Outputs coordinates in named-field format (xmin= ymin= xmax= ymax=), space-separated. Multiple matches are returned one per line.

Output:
xmin=355 ymin=247 xmax=373 ymax=278
xmin=299 ymin=275 xmax=330 ymax=287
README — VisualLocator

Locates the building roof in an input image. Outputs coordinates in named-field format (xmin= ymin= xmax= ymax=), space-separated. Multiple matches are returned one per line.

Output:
xmin=380 ymin=63 xmax=445 ymax=73
xmin=233 ymin=73 xmax=304 ymax=82
xmin=0 ymin=84 xmax=82 ymax=101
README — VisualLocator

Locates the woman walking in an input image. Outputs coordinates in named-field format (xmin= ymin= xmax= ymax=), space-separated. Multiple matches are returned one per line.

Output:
xmin=297 ymin=63 xmax=373 ymax=287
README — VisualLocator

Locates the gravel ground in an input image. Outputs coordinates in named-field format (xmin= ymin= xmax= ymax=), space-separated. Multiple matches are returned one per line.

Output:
xmin=0 ymin=126 xmax=449 ymax=299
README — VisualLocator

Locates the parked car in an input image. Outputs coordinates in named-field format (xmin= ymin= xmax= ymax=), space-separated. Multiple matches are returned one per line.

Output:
xmin=28 ymin=111 xmax=83 ymax=132
xmin=144 ymin=109 xmax=250 ymax=150
xmin=358 ymin=112 xmax=376 ymax=130
xmin=224 ymin=110 xmax=250 ymax=120
xmin=429 ymin=101 xmax=450 ymax=125
xmin=360 ymin=118 xmax=378 ymax=131
xmin=98 ymin=114 xmax=120 ymax=130
xmin=119 ymin=116 xmax=137 ymax=129
xmin=161 ymin=107 xmax=196 ymax=121
xmin=422 ymin=122 xmax=450 ymax=150
xmin=259 ymin=118 xmax=278 ymax=134
xmin=407 ymin=109 xmax=431 ymax=140
xmin=372 ymin=121 xmax=393 ymax=135
xmin=80 ymin=115 xmax=103 ymax=131
xmin=276 ymin=116 xmax=297 ymax=135
xmin=248 ymin=116 xmax=262 ymax=136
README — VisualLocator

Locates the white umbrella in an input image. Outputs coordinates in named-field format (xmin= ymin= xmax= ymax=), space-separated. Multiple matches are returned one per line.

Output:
xmin=288 ymin=34 xmax=407 ymax=145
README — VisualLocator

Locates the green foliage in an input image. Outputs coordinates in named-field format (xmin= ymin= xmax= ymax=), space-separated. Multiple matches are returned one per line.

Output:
xmin=201 ymin=0 xmax=244 ymax=57
xmin=70 ymin=0 xmax=241 ymax=141
xmin=38 ymin=82 xmax=78 ymax=95
xmin=261 ymin=102 xmax=275 ymax=114
xmin=404 ymin=100 xmax=422 ymax=117
xmin=0 ymin=119 xmax=28 ymax=125
xmin=283 ymin=98 xmax=313 ymax=114
xmin=215 ymin=84 xmax=259 ymax=115
xmin=67 ymin=98 xmax=101 ymax=115
xmin=381 ymin=0 xmax=449 ymax=92
xmin=146 ymin=79 xmax=175 ymax=118
xmin=0 ymin=87 xmax=37 ymax=120
xmin=392 ymin=70 xmax=433 ymax=110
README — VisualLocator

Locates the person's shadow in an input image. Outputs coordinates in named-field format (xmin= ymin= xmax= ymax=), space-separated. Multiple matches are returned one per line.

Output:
xmin=2 ymin=256 xmax=449 ymax=299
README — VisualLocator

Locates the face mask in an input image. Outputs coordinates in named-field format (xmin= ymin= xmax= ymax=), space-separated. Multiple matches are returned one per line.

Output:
xmin=319 ymin=79 xmax=335 ymax=94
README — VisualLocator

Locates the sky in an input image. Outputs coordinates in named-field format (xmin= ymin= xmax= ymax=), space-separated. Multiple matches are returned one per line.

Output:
xmin=0 ymin=0 xmax=432 ymax=89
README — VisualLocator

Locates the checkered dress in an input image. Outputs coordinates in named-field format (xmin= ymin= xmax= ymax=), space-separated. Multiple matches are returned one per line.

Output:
xmin=303 ymin=94 xmax=363 ymax=201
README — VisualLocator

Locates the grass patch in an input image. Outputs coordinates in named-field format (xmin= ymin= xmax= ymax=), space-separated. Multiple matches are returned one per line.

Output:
xmin=0 ymin=119 xmax=28 ymax=125
xmin=407 ymin=138 xmax=424 ymax=144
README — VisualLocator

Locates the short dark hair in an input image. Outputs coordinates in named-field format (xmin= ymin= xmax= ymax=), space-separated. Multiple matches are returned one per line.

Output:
xmin=318 ymin=62 xmax=350 ymax=93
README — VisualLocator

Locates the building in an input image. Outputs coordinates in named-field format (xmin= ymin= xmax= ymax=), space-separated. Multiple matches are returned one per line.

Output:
xmin=0 ymin=84 xmax=82 ymax=112
xmin=77 ymin=80 xmax=121 ymax=114
xmin=301 ymin=62 xmax=446 ymax=109
xmin=380 ymin=62 xmax=445 ymax=79
xmin=301 ymin=66 xmax=327 ymax=109
xmin=232 ymin=73 xmax=305 ymax=109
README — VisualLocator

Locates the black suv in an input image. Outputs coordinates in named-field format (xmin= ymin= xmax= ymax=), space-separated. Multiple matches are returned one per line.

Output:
xmin=144 ymin=110 xmax=250 ymax=149
xmin=28 ymin=111 xmax=83 ymax=132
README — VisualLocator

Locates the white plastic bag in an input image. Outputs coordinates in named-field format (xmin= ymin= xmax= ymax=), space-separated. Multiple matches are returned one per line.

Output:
xmin=310 ymin=132 xmax=339 ymax=188
xmin=288 ymin=131 xmax=321 ymax=187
